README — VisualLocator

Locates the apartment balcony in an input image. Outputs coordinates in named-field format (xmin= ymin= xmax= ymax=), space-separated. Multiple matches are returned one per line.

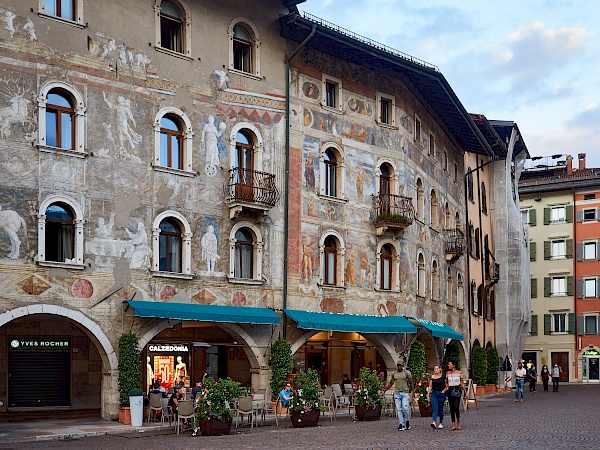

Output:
xmin=224 ymin=168 xmax=280 ymax=220
xmin=444 ymin=228 xmax=465 ymax=263
xmin=485 ymin=250 xmax=500 ymax=285
xmin=373 ymin=194 xmax=415 ymax=236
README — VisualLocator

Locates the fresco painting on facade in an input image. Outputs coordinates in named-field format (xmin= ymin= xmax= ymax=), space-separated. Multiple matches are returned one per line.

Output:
xmin=200 ymin=223 xmax=221 ymax=275
xmin=0 ymin=75 xmax=34 ymax=140
xmin=201 ymin=115 xmax=226 ymax=177
xmin=302 ymin=81 xmax=319 ymax=100
xmin=0 ymin=207 xmax=27 ymax=259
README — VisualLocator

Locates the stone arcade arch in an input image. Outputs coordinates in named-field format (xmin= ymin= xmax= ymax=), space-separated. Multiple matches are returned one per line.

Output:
xmin=0 ymin=305 xmax=118 ymax=419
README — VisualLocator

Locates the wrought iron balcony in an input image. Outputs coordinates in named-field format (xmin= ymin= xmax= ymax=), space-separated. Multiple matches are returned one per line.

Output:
xmin=444 ymin=228 xmax=465 ymax=263
xmin=485 ymin=250 xmax=500 ymax=285
xmin=224 ymin=168 xmax=280 ymax=219
xmin=372 ymin=194 xmax=415 ymax=236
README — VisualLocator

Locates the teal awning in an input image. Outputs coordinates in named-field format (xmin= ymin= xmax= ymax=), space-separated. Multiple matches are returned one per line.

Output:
xmin=285 ymin=309 xmax=417 ymax=334
xmin=411 ymin=317 xmax=463 ymax=340
xmin=127 ymin=300 xmax=280 ymax=325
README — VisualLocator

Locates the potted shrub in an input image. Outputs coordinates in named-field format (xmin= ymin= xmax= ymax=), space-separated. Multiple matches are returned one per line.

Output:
xmin=485 ymin=346 xmax=499 ymax=393
xmin=354 ymin=367 xmax=385 ymax=421
xmin=442 ymin=342 xmax=461 ymax=371
xmin=472 ymin=347 xmax=487 ymax=397
xmin=269 ymin=338 xmax=292 ymax=407
xmin=415 ymin=372 xmax=433 ymax=417
xmin=129 ymin=387 xmax=144 ymax=427
xmin=407 ymin=340 xmax=427 ymax=383
xmin=118 ymin=333 xmax=142 ymax=424
xmin=288 ymin=368 xmax=323 ymax=428
xmin=193 ymin=377 xmax=242 ymax=436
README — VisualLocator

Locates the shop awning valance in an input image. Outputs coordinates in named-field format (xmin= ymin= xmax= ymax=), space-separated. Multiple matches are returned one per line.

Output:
xmin=127 ymin=300 xmax=280 ymax=325
xmin=284 ymin=309 xmax=417 ymax=334
xmin=410 ymin=317 xmax=463 ymax=340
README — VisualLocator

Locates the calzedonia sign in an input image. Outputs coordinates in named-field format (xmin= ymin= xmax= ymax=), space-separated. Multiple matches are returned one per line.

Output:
xmin=9 ymin=338 xmax=70 ymax=351
xmin=148 ymin=344 xmax=189 ymax=352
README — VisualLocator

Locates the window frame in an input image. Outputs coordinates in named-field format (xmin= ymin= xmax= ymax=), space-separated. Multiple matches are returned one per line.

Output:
xmin=39 ymin=0 xmax=85 ymax=27
xmin=551 ymin=276 xmax=567 ymax=296
xmin=376 ymin=240 xmax=400 ymax=292
xmin=552 ymin=313 xmax=567 ymax=334
xmin=154 ymin=0 xmax=192 ymax=60
xmin=414 ymin=115 xmax=422 ymax=148
xmin=583 ymin=314 xmax=598 ymax=335
xmin=228 ymin=221 xmax=263 ymax=283
xmin=583 ymin=241 xmax=597 ymax=260
xmin=321 ymin=74 xmax=343 ymax=112
xmin=551 ymin=239 xmax=566 ymax=260
xmin=428 ymin=132 xmax=436 ymax=158
xmin=376 ymin=92 xmax=396 ymax=127
xmin=319 ymin=143 xmax=346 ymax=201
xmin=37 ymin=81 xmax=86 ymax=157
xmin=319 ymin=231 xmax=346 ymax=288
xmin=37 ymin=195 xmax=85 ymax=269
xmin=456 ymin=273 xmax=464 ymax=310
xmin=550 ymin=206 xmax=566 ymax=224
xmin=158 ymin=217 xmax=183 ymax=273
xmin=431 ymin=259 xmax=440 ymax=301
xmin=583 ymin=278 xmax=597 ymax=298
xmin=417 ymin=252 xmax=426 ymax=298
xmin=153 ymin=107 xmax=193 ymax=175
xmin=228 ymin=18 xmax=261 ymax=79
xmin=151 ymin=211 xmax=193 ymax=278
xmin=583 ymin=208 xmax=597 ymax=222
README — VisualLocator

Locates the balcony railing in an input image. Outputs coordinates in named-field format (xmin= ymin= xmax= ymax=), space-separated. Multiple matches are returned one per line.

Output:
xmin=485 ymin=250 xmax=500 ymax=285
xmin=373 ymin=194 xmax=415 ymax=235
xmin=444 ymin=228 xmax=465 ymax=262
xmin=224 ymin=168 xmax=280 ymax=218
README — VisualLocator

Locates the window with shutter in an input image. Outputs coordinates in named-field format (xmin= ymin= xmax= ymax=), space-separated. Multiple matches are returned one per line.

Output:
xmin=529 ymin=209 xmax=536 ymax=226
xmin=544 ymin=241 xmax=550 ymax=260
xmin=531 ymin=314 xmax=538 ymax=335
xmin=544 ymin=314 xmax=551 ymax=335
xmin=568 ymin=313 xmax=575 ymax=334
xmin=566 ymin=205 xmax=573 ymax=223
xmin=577 ymin=242 xmax=583 ymax=261
xmin=531 ymin=278 xmax=537 ymax=298
xmin=543 ymin=207 xmax=550 ymax=225
xmin=578 ymin=316 xmax=585 ymax=335
xmin=530 ymin=242 xmax=536 ymax=261
xmin=566 ymin=239 xmax=573 ymax=258
xmin=567 ymin=276 xmax=574 ymax=296
xmin=544 ymin=277 xmax=551 ymax=297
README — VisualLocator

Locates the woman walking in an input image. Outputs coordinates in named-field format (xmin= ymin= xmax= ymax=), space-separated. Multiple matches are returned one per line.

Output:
xmin=446 ymin=359 xmax=463 ymax=430
xmin=541 ymin=364 xmax=550 ymax=392
xmin=427 ymin=364 xmax=447 ymax=429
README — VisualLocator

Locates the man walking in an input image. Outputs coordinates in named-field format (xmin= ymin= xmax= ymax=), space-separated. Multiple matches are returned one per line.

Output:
xmin=514 ymin=362 xmax=526 ymax=402
xmin=384 ymin=358 xmax=414 ymax=431
xmin=551 ymin=363 xmax=562 ymax=392
xmin=528 ymin=363 xmax=537 ymax=392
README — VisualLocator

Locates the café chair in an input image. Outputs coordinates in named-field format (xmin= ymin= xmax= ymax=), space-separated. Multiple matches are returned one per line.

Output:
xmin=235 ymin=396 xmax=256 ymax=429
xmin=176 ymin=400 xmax=195 ymax=434
xmin=147 ymin=393 xmax=163 ymax=423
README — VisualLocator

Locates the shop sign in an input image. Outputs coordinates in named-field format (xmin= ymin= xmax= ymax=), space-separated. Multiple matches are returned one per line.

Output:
xmin=148 ymin=344 xmax=189 ymax=352
xmin=584 ymin=349 xmax=600 ymax=356
xmin=9 ymin=338 xmax=70 ymax=351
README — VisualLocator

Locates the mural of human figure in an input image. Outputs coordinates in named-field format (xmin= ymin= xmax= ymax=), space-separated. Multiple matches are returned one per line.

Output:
xmin=304 ymin=152 xmax=315 ymax=190
xmin=0 ymin=207 xmax=27 ymax=259
xmin=356 ymin=165 xmax=365 ymax=202
xmin=345 ymin=249 xmax=357 ymax=286
xmin=95 ymin=212 xmax=115 ymax=238
xmin=201 ymin=116 xmax=225 ymax=176
xmin=103 ymin=92 xmax=142 ymax=149
xmin=302 ymin=242 xmax=314 ymax=280
xmin=125 ymin=221 xmax=151 ymax=269
xmin=200 ymin=225 xmax=220 ymax=273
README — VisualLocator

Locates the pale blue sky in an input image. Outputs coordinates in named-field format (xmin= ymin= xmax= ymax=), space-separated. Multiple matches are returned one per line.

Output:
xmin=301 ymin=0 xmax=600 ymax=168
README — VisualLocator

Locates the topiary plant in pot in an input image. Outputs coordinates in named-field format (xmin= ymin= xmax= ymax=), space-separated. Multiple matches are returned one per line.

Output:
xmin=269 ymin=338 xmax=292 ymax=401
xmin=118 ymin=332 xmax=142 ymax=423
xmin=442 ymin=342 xmax=461 ymax=371
xmin=472 ymin=347 xmax=487 ymax=389
xmin=407 ymin=340 xmax=427 ymax=384
xmin=486 ymin=346 xmax=499 ymax=392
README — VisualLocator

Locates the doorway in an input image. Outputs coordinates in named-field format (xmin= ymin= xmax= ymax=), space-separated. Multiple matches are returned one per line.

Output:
xmin=551 ymin=352 xmax=569 ymax=382
xmin=583 ymin=355 xmax=599 ymax=382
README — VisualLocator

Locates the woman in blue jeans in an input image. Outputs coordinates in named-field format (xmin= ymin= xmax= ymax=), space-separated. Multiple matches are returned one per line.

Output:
xmin=427 ymin=365 xmax=447 ymax=429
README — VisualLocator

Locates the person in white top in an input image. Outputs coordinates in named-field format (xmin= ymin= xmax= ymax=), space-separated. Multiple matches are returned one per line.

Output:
xmin=551 ymin=363 xmax=562 ymax=392
xmin=514 ymin=362 xmax=527 ymax=402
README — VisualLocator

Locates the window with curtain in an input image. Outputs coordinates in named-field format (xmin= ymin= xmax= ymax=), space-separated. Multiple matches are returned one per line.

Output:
xmin=45 ymin=203 xmax=75 ymax=262
xmin=234 ymin=228 xmax=254 ymax=279
xmin=159 ymin=218 xmax=182 ymax=272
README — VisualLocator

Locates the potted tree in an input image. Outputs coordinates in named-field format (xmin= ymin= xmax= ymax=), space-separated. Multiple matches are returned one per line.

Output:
xmin=442 ymin=342 xmax=461 ymax=371
xmin=354 ymin=367 xmax=385 ymax=421
xmin=288 ymin=369 xmax=323 ymax=428
xmin=472 ymin=347 xmax=487 ymax=397
xmin=407 ymin=341 xmax=427 ymax=384
xmin=269 ymin=338 xmax=291 ymax=411
xmin=117 ymin=332 xmax=142 ymax=425
xmin=415 ymin=372 xmax=433 ymax=417
xmin=485 ymin=346 xmax=499 ymax=393
xmin=193 ymin=377 xmax=242 ymax=436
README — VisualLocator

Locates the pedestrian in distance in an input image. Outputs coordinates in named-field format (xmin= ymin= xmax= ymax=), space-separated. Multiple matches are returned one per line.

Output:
xmin=384 ymin=358 xmax=414 ymax=431
xmin=446 ymin=359 xmax=463 ymax=430
xmin=528 ymin=363 xmax=537 ymax=392
xmin=427 ymin=364 xmax=447 ymax=429
xmin=541 ymin=364 xmax=550 ymax=392
xmin=551 ymin=363 xmax=562 ymax=392
xmin=514 ymin=361 xmax=526 ymax=402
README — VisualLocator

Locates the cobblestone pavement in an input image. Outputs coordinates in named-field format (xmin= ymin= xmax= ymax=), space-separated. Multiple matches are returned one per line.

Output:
xmin=1 ymin=384 xmax=599 ymax=449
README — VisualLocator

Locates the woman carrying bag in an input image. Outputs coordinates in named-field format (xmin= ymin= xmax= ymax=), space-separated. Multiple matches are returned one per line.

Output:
xmin=446 ymin=359 xmax=464 ymax=430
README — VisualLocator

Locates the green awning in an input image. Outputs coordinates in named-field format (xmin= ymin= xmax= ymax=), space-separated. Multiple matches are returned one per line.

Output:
xmin=285 ymin=309 xmax=417 ymax=334
xmin=411 ymin=317 xmax=463 ymax=340
xmin=127 ymin=300 xmax=280 ymax=325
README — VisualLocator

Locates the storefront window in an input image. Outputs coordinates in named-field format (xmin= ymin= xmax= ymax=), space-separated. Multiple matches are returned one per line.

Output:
xmin=146 ymin=342 xmax=191 ymax=388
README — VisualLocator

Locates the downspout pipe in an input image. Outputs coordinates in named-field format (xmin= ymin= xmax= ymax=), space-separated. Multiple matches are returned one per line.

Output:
xmin=283 ymin=23 xmax=316 ymax=338
xmin=464 ymin=156 xmax=496 ymax=368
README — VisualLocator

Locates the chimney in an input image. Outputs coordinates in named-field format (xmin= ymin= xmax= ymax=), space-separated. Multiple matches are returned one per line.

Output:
xmin=578 ymin=153 xmax=586 ymax=170
xmin=566 ymin=155 xmax=573 ymax=175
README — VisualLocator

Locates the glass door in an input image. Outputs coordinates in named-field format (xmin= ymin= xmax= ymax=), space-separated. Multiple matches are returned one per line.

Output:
xmin=589 ymin=357 xmax=599 ymax=381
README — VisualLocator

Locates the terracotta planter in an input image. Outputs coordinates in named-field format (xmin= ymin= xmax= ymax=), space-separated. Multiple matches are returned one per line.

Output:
xmin=418 ymin=402 xmax=433 ymax=417
xmin=118 ymin=406 xmax=132 ymax=424
xmin=485 ymin=384 xmax=497 ymax=394
xmin=291 ymin=408 xmax=320 ymax=428
xmin=197 ymin=417 xmax=233 ymax=436
xmin=475 ymin=386 xmax=486 ymax=397
xmin=355 ymin=404 xmax=382 ymax=421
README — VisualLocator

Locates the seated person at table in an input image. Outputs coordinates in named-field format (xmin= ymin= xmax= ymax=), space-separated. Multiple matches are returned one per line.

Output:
xmin=149 ymin=381 xmax=168 ymax=398
xmin=341 ymin=373 xmax=353 ymax=391
xmin=191 ymin=374 xmax=207 ymax=399
xmin=169 ymin=384 xmax=191 ymax=428
xmin=279 ymin=382 xmax=293 ymax=407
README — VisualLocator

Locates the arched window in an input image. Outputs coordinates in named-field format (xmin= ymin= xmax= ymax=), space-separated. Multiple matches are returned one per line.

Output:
xmin=475 ymin=227 xmax=480 ymax=258
xmin=152 ymin=211 xmax=192 ymax=276
xmin=159 ymin=217 xmax=182 ymax=273
xmin=160 ymin=115 xmax=183 ymax=169
xmin=431 ymin=259 xmax=439 ymax=301
xmin=457 ymin=273 xmax=464 ymax=309
xmin=153 ymin=108 xmax=193 ymax=174
xmin=379 ymin=163 xmax=393 ymax=215
xmin=320 ymin=144 xmax=345 ymax=199
xmin=324 ymin=235 xmax=337 ymax=286
xmin=430 ymin=189 xmax=438 ymax=228
xmin=416 ymin=178 xmax=424 ymax=221
xmin=37 ymin=195 xmax=84 ymax=267
xmin=377 ymin=240 xmax=400 ymax=291
xmin=417 ymin=252 xmax=426 ymax=297
xmin=160 ymin=1 xmax=183 ymax=52
xmin=319 ymin=231 xmax=345 ymax=287
xmin=228 ymin=222 xmax=263 ymax=282
xmin=447 ymin=267 xmax=453 ymax=306
xmin=38 ymin=82 xmax=85 ymax=154
xmin=469 ymin=221 xmax=475 ymax=257
xmin=489 ymin=290 xmax=496 ymax=320
xmin=477 ymin=284 xmax=485 ymax=316
xmin=228 ymin=19 xmax=261 ymax=78
xmin=233 ymin=130 xmax=255 ymax=200
xmin=380 ymin=244 xmax=393 ymax=290
xmin=481 ymin=182 xmax=487 ymax=214
xmin=445 ymin=203 xmax=451 ymax=229
xmin=470 ymin=281 xmax=477 ymax=314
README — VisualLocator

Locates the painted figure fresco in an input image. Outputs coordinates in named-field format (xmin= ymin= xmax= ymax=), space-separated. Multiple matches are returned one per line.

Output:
xmin=201 ymin=116 xmax=226 ymax=177
xmin=102 ymin=92 xmax=142 ymax=149
xmin=0 ymin=207 xmax=26 ymax=259
xmin=304 ymin=151 xmax=316 ymax=190
xmin=124 ymin=222 xmax=151 ymax=269
xmin=200 ymin=225 xmax=220 ymax=273
xmin=302 ymin=81 xmax=319 ymax=100
xmin=301 ymin=241 xmax=315 ymax=280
